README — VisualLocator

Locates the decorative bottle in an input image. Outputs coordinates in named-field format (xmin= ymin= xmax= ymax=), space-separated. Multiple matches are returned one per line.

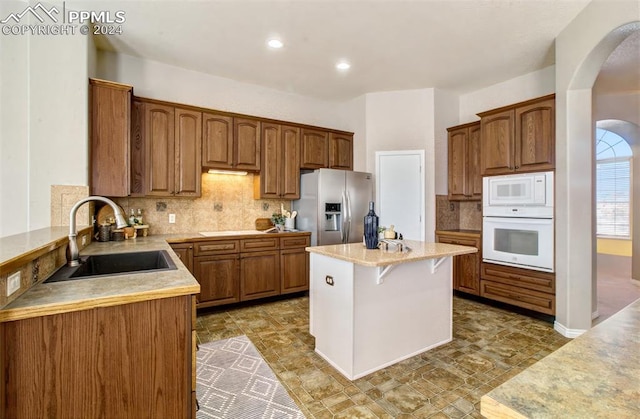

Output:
xmin=363 ymin=201 xmax=379 ymax=249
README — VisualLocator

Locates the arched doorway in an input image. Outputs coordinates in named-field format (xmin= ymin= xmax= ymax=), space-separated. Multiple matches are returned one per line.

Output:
xmin=593 ymin=123 xmax=640 ymax=324
xmin=554 ymin=1 xmax=640 ymax=337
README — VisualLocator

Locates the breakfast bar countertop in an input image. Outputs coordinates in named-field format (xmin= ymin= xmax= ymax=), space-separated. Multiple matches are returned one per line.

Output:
xmin=306 ymin=240 xmax=477 ymax=267
xmin=481 ymin=298 xmax=640 ymax=418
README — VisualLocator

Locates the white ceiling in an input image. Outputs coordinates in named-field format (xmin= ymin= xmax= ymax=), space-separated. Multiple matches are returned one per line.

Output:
xmin=72 ymin=0 xmax=638 ymax=101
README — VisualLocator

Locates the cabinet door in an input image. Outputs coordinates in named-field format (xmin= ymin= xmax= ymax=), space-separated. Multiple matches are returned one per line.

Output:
xmin=202 ymin=113 xmax=233 ymax=169
xmin=240 ymin=251 xmax=280 ymax=301
xmin=329 ymin=133 xmax=353 ymax=170
xmin=280 ymin=248 xmax=309 ymax=294
xmin=234 ymin=117 xmax=261 ymax=171
xmin=194 ymin=255 xmax=240 ymax=306
xmin=258 ymin=123 xmax=281 ymax=198
xmin=89 ymin=79 xmax=132 ymax=197
xmin=145 ymin=103 xmax=175 ymax=196
xmin=515 ymin=98 xmax=555 ymax=172
xmin=436 ymin=234 xmax=480 ymax=295
xmin=467 ymin=123 xmax=482 ymax=199
xmin=447 ymin=127 xmax=468 ymax=200
xmin=174 ymin=108 xmax=202 ymax=197
xmin=170 ymin=243 xmax=194 ymax=274
xmin=480 ymin=109 xmax=514 ymax=176
xmin=281 ymin=125 xmax=301 ymax=199
xmin=300 ymin=128 xmax=328 ymax=169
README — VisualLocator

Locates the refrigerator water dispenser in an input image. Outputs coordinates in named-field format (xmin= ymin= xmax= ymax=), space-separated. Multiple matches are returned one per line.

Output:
xmin=324 ymin=203 xmax=341 ymax=231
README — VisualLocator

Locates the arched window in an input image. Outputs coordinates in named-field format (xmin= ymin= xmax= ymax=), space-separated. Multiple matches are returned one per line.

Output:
xmin=596 ymin=128 xmax=632 ymax=238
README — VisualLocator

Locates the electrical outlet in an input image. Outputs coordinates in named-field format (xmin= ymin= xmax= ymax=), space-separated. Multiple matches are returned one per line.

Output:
xmin=7 ymin=271 xmax=21 ymax=296
xmin=81 ymin=234 xmax=87 ymax=246
xmin=169 ymin=213 xmax=176 ymax=224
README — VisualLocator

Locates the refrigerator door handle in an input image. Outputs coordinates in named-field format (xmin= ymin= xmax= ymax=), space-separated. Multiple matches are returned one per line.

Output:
xmin=341 ymin=190 xmax=347 ymax=243
xmin=345 ymin=190 xmax=352 ymax=242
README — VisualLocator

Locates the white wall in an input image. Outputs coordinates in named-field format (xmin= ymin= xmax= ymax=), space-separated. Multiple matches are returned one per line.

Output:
xmin=459 ymin=66 xmax=556 ymax=122
xmin=0 ymin=1 xmax=29 ymax=237
xmin=363 ymin=89 xmax=437 ymax=240
xmin=97 ymin=51 xmax=347 ymax=131
xmin=0 ymin=0 xmax=91 ymax=237
xmin=433 ymin=89 xmax=460 ymax=195
xmin=555 ymin=0 xmax=640 ymax=335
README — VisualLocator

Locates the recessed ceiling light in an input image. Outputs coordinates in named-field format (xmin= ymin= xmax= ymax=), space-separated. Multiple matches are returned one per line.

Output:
xmin=267 ymin=39 xmax=283 ymax=49
xmin=336 ymin=61 xmax=351 ymax=71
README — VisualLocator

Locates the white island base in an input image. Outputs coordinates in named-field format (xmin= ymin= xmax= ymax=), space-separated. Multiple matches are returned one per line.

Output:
xmin=309 ymin=251 xmax=455 ymax=380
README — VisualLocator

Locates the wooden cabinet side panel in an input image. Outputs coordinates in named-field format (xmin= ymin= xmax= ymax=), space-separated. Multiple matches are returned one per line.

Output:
xmin=281 ymin=125 xmax=301 ymax=199
xmin=447 ymin=128 xmax=468 ymax=200
xmin=174 ymin=109 xmax=202 ymax=197
xmin=145 ymin=104 xmax=176 ymax=195
xmin=468 ymin=123 xmax=482 ymax=199
xmin=202 ymin=113 xmax=234 ymax=169
xmin=90 ymin=81 xmax=131 ymax=197
xmin=300 ymin=129 xmax=329 ymax=169
xmin=130 ymin=100 xmax=146 ymax=196
xmin=2 ymin=297 xmax=191 ymax=418
xmin=234 ymin=118 xmax=261 ymax=171
xmin=480 ymin=109 xmax=514 ymax=176
xmin=171 ymin=243 xmax=194 ymax=274
xmin=515 ymin=99 xmax=555 ymax=172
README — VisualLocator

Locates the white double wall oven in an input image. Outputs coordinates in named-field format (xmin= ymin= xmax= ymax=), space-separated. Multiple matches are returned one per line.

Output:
xmin=482 ymin=171 xmax=555 ymax=273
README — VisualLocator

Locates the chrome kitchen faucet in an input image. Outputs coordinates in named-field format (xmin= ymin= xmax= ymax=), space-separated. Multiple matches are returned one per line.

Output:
xmin=67 ymin=196 xmax=128 ymax=266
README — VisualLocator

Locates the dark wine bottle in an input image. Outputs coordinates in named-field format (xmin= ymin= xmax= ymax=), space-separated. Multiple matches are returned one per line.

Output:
xmin=363 ymin=201 xmax=379 ymax=249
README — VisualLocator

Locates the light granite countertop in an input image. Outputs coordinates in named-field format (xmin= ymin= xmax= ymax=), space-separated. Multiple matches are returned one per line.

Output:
xmin=306 ymin=240 xmax=477 ymax=267
xmin=481 ymin=298 xmax=640 ymax=418
xmin=0 ymin=229 xmax=311 ymax=323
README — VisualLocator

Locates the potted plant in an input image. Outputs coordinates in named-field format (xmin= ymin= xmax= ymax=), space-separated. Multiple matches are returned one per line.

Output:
xmin=271 ymin=213 xmax=285 ymax=231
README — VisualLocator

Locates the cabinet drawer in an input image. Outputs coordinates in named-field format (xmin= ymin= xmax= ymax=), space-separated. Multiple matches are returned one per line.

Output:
xmin=240 ymin=237 xmax=279 ymax=252
xmin=436 ymin=235 xmax=480 ymax=248
xmin=194 ymin=240 xmax=239 ymax=256
xmin=481 ymin=263 xmax=554 ymax=293
xmin=280 ymin=235 xmax=310 ymax=249
xmin=480 ymin=280 xmax=555 ymax=315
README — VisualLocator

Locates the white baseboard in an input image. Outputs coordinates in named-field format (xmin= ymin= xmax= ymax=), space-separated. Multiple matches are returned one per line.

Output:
xmin=554 ymin=321 xmax=586 ymax=338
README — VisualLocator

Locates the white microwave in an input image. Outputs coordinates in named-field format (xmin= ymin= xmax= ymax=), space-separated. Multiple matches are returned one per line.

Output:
xmin=483 ymin=171 xmax=554 ymax=217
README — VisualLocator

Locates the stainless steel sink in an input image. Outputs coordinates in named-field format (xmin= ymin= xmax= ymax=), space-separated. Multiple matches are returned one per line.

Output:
xmin=45 ymin=250 xmax=177 ymax=283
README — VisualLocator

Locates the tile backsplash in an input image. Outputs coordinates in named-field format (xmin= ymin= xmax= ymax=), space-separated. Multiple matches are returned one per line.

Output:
xmin=435 ymin=195 xmax=482 ymax=231
xmin=113 ymin=173 xmax=291 ymax=235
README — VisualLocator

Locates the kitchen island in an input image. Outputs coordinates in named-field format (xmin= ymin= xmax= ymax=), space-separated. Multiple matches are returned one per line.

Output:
xmin=481 ymin=297 xmax=640 ymax=418
xmin=306 ymin=240 xmax=477 ymax=380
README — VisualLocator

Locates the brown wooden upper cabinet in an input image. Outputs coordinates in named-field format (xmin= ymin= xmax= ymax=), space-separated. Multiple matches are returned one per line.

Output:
xmin=202 ymin=115 xmax=260 ymax=171
xmin=144 ymin=102 xmax=202 ymax=197
xmin=202 ymin=113 xmax=233 ymax=169
xmin=89 ymin=78 xmax=133 ymax=197
xmin=329 ymin=133 xmax=354 ymax=170
xmin=300 ymin=128 xmax=329 ymax=169
xmin=447 ymin=122 xmax=481 ymax=201
xmin=254 ymin=123 xmax=301 ymax=199
xmin=479 ymin=95 xmax=555 ymax=176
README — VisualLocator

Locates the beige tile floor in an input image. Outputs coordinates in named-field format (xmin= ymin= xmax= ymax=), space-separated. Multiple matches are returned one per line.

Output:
xmin=196 ymin=296 xmax=570 ymax=418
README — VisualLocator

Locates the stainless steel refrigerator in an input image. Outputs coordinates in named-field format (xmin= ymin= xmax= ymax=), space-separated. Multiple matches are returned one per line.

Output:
xmin=293 ymin=169 xmax=373 ymax=246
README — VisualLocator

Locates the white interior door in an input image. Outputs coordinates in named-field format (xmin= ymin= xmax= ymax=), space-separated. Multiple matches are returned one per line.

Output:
xmin=375 ymin=151 xmax=425 ymax=241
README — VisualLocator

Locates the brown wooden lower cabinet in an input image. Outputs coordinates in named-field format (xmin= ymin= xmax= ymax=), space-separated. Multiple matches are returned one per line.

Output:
xmin=181 ymin=233 xmax=310 ymax=309
xmin=0 ymin=296 xmax=194 ymax=418
xmin=480 ymin=262 xmax=555 ymax=315
xmin=435 ymin=231 xmax=481 ymax=295
xmin=241 ymin=250 xmax=280 ymax=301
xmin=171 ymin=242 xmax=194 ymax=273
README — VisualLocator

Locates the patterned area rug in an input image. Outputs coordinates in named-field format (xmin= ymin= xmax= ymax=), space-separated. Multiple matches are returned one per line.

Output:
xmin=196 ymin=335 xmax=305 ymax=419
